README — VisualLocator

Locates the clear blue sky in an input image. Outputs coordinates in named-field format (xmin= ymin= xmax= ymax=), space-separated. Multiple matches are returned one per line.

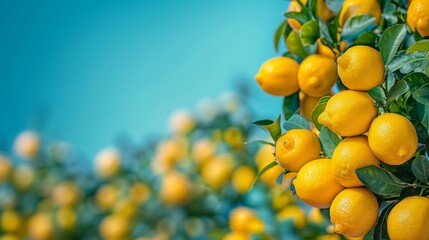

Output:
xmin=0 ymin=0 xmax=289 ymax=157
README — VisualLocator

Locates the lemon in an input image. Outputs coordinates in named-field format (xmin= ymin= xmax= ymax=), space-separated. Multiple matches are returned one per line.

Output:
xmin=168 ymin=109 xmax=196 ymax=134
xmin=0 ymin=155 xmax=11 ymax=183
xmin=407 ymin=0 xmax=429 ymax=37
xmin=52 ymin=181 xmax=81 ymax=207
xmin=298 ymin=54 xmax=338 ymax=97
xmin=94 ymin=147 xmax=121 ymax=178
xmin=129 ymin=182 xmax=151 ymax=205
xmin=1 ymin=211 xmax=21 ymax=233
xmin=95 ymin=184 xmax=119 ymax=211
xmin=338 ymin=0 xmax=381 ymax=26
xmin=275 ymin=129 xmax=321 ymax=172
xmin=99 ymin=214 xmax=130 ymax=240
xmin=231 ymin=165 xmax=256 ymax=194
xmin=160 ymin=171 xmax=191 ymax=205
xmin=201 ymin=154 xmax=234 ymax=190
xmin=300 ymin=91 xmax=326 ymax=121
xmin=293 ymin=159 xmax=345 ymax=208
xmin=330 ymin=188 xmax=379 ymax=238
xmin=255 ymin=144 xmax=285 ymax=185
xmin=277 ymin=205 xmax=306 ymax=229
xmin=368 ymin=113 xmax=418 ymax=165
xmin=191 ymin=138 xmax=216 ymax=165
xmin=287 ymin=0 xmax=334 ymax=30
xmin=255 ymin=57 xmax=300 ymax=96
xmin=223 ymin=127 xmax=244 ymax=149
xmin=14 ymin=130 xmax=39 ymax=159
xmin=331 ymin=136 xmax=381 ymax=187
xmin=229 ymin=207 xmax=264 ymax=233
xmin=55 ymin=207 xmax=76 ymax=230
xmin=318 ymin=90 xmax=377 ymax=137
xmin=337 ymin=46 xmax=384 ymax=91
xmin=387 ymin=196 xmax=429 ymax=240
xmin=28 ymin=212 xmax=53 ymax=240
xmin=223 ymin=232 xmax=250 ymax=240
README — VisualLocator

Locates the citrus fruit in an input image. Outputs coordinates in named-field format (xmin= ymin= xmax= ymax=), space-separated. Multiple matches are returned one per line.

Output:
xmin=14 ymin=130 xmax=39 ymax=159
xmin=368 ymin=113 xmax=418 ymax=165
xmin=275 ymin=129 xmax=321 ymax=172
xmin=277 ymin=205 xmax=306 ymax=229
xmin=338 ymin=0 xmax=381 ymax=26
xmin=318 ymin=90 xmax=377 ymax=137
xmin=387 ymin=196 xmax=429 ymax=240
xmin=201 ymin=154 xmax=234 ymax=190
xmin=298 ymin=54 xmax=338 ymax=97
xmin=94 ymin=147 xmax=121 ymax=178
xmin=287 ymin=0 xmax=334 ymax=30
xmin=293 ymin=159 xmax=345 ymax=208
xmin=95 ymin=184 xmax=119 ymax=211
xmin=231 ymin=165 xmax=256 ymax=194
xmin=255 ymin=144 xmax=285 ymax=185
xmin=191 ymin=138 xmax=216 ymax=165
xmin=99 ymin=214 xmax=130 ymax=240
xmin=229 ymin=207 xmax=264 ymax=233
xmin=255 ymin=57 xmax=299 ymax=96
xmin=27 ymin=212 xmax=53 ymax=240
xmin=160 ymin=171 xmax=191 ymax=205
xmin=52 ymin=181 xmax=81 ymax=207
xmin=300 ymin=91 xmax=326 ymax=121
xmin=330 ymin=187 xmax=379 ymax=238
xmin=337 ymin=45 xmax=384 ymax=91
xmin=0 ymin=211 xmax=21 ymax=233
xmin=331 ymin=136 xmax=381 ymax=187
xmin=168 ymin=109 xmax=196 ymax=134
xmin=0 ymin=155 xmax=11 ymax=183
xmin=129 ymin=183 xmax=151 ymax=205
xmin=55 ymin=207 xmax=76 ymax=230
xmin=407 ymin=0 xmax=429 ymax=37
xmin=223 ymin=232 xmax=250 ymax=240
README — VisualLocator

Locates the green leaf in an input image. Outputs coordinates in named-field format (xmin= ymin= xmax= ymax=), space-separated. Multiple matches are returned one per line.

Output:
xmin=283 ymin=114 xmax=310 ymax=130
xmin=374 ymin=202 xmax=397 ymax=240
xmin=274 ymin=20 xmax=291 ymax=52
xmin=324 ymin=0 xmax=344 ymax=14
xmin=412 ymin=155 xmax=429 ymax=184
xmin=387 ymin=80 xmax=409 ymax=101
xmin=406 ymin=39 xmax=429 ymax=54
xmin=252 ymin=161 xmax=279 ymax=186
xmin=276 ymin=169 xmax=290 ymax=184
xmin=356 ymin=165 xmax=405 ymax=196
xmin=354 ymin=31 xmax=378 ymax=47
xmin=311 ymin=96 xmax=331 ymax=130
xmin=300 ymin=20 xmax=320 ymax=46
xmin=368 ymin=86 xmax=386 ymax=106
xmin=363 ymin=227 xmax=375 ymax=240
xmin=284 ymin=12 xmax=311 ymax=26
xmin=283 ymin=92 xmax=300 ymax=120
xmin=318 ymin=18 xmax=335 ymax=48
xmin=402 ymin=72 xmax=429 ymax=92
xmin=341 ymin=14 xmax=377 ymax=41
xmin=319 ymin=126 xmax=341 ymax=158
xmin=252 ymin=115 xmax=282 ymax=141
xmin=286 ymin=30 xmax=309 ymax=59
xmin=385 ymin=70 xmax=396 ymax=92
xmin=379 ymin=24 xmax=407 ymax=64
xmin=413 ymin=83 xmax=429 ymax=106
xmin=388 ymin=51 xmax=428 ymax=72
xmin=410 ymin=119 xmax=429 ymax=144
xmin=244 ymin=140 xmax=275 ymax=147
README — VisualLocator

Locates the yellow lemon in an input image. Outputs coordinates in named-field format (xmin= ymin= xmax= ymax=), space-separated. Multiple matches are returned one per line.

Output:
xmin=0 ymin=235 xmax=20 ymax=240
xmin=201 ymin=154 xmax=234 ymax=190
xmin=12 ymin=164 xmax=34 ymax=190
xmin=337 ymin=46 xmax=384 ymax=91
xmin=277 ymin=205 xmax=306 ymax=229
xmin=99 ymin=214 xmax=130 ymax=240
xmin=223 ymin=127 xmax=244 ymax=149
xmin=229 ymin=207 xmax=264 ymax=233
xmin=55 ymin=206 xmax=76 ymax=230
xmin=275 ymin=129 xmax=321 ymax=172
xmin=287 ymin=0 xmax=334 ymax=30
xmin=0 ymin=155 xmax=11 ymax=183
xmin=293 ymin=159 xmax=345 ymax=208
xmin=114 ymin=199 xmax=138 ymax=219
xmin=52 ymin=181 xmax=81 ymax=207
xmin=387 ymin=196 xmax=429 ymax=240
xmin=308 ymin=207 xmax=325 ymax=224
xmin=255 ymin=57 xmax=300 ymax=96
xmin=231 ymin=165 xmax=256 ymax=194
xmin=28 ymin=212 xmax=53 ymax=240
xmin=298 ymin=54 xmax=338 ymax=97
xmin=129 ymin=182 xmax=151 ymax=205
xmin=338 ymin=0 xmax=381 ymax=26
xmin=317 ymin=235 xmax=342 ymax=240
xmin=14 ymin=130 xmax=40 ymax=159
xmin=1 ymin=210 xmax=21 ymax=233
xmin=331 ymin=136 xmax=381 ymax=187
xmin=317 ymin=38 xmax=337 ymax=59
xmin=191 ymin=138 xmax=216 ymax=165
xmin=152 ymin=137 xmax=188 ymax=173
xmin=407 ymin=0 xmax=429 ymax=37
xmin=160 ymin=171 xmax=191 ymax=205
xmin=318 ymin=90 xmax=377 ymax=137
xmin=299 ymin=91 xmax=327 ymax=121
xmin=168 ymin=109 xmax=196 ymax=134
xmin=223 ymin=232 xmax=250 ymax=240
xmin=368 ymin=113 xmax=418 ymax=165
xmin=255 ymin=144 xmax=285 ymax=185
xmin=272 ymin=190 xmax=296 ymax=210
xmin=94 ymin=147 xmax=121 ymax=178
xmin=95 ymin=184 xmax=120 ymax=211
xmin=330 ymin=188 xmax=379 ymax=238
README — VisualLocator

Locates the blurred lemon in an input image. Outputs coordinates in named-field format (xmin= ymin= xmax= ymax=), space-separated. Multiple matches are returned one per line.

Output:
xmin=55 ymin=206 xmax=76 ymax=231
xmin=95 ymin=184 xmax=120 ymax=211
xmin=298 ymin=54 xmax=337 ymax=97
xmin=317 ymin=235 xmax=341 ymax=240
xmin=1 ymin=210 xmax=21 ymax=233
xmin=223 ymin=232 xmax=250 ymax=240
xmin=229 ymin=207 xmax=264 ymax=233
xmin=407 ymin=0 xmax=429 ymax=37
xmin=12 ymin=164 xmax=34 ymax=190
xmin=255 ymin=144 xmax=285 ymax=185
xmin=114 ymin=199 xmax=137 ymax=219
xmin=368 ymin=113 xmax=418 ymax=165
xmin=223 ymin=127 xmax=244 ymax=149
xmin=129 ymin=182 xmax=151 ymax=205
xmin=168 ymin=109 xmax=196 ymax=134
xmin=318 ymin=90 xmax=377 ymax=136
xmin=94 ymin=147 xmax=121 ymax=178
xmin=272 ymin=190 xmax=296 ymax=210
xmin=338 ymin=0 xmax=381 ymax=26
xmin=287 ymin=0 xmax=334 ymax=30
xmin=99 ymin=214 xmax=130 ymax=240
xmin=28 ymin=212 xmax=53 ymax=240
xmin=0 ymin=155 xmax=12 ymax=183
xmin=152 ymin=137 xmax=188 ymax=173
xmin=308 ymin=207 xmax=325 ymax=223
xmin=191 ymin=138 xmax=216 ymax=165
xmin=231 ymin=165 xmax=256 ymax=194
xmin=52 ymin=181 xmax=81 ymax=207
xmin=201 ymin=154 xmax=234 ymax=190
xmin=293 ymin=159 xmax=345 ymax=208
xmin=275 ymin=129 xmax=321 ymax=172
xmin=14 ymin=130 xmax=40 ymax=159
xmin=330 ymin=188 xmax=379 ymax=238
xmin=277 ymin=205 xmax=306 ymax=229
xmin=255 ymin=56 xmax=300 ymax=96
xmin=299 ymin=91 xmax=326 ymax=121
xmin=160 ymin=171 xmax=191 ymax=205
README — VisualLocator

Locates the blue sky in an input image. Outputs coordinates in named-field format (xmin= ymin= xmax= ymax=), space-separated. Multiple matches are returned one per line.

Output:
xmin=0 ymin=0 xmax=290 ymax=157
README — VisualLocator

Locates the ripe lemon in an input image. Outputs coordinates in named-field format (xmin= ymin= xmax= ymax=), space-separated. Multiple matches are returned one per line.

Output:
xmin=52 ymin=181 xmax=81 ymax=207
xmin=275 ymin=129 xmax=321 ymax=172
xmin=129 ymin=182 xmax=151 ymax=205
xmin=255 ymin=144 xmax=285 ymax=185
xmin=55 ymin=207 xmax=76 ymax=230
xmin=277 ymin=205 xmax=306 ymax=229
xmin=1 ymin=211 xmax=21 ymax=233
xmin=0 ymin=155 xmax=11 ymax=183
xmin=407 ymin=0 xmax=429 ymax=37
xmin=231 ymin=165 xmax=256 ymax=194
xmin=293 ymin=159 xmax=345 ymax=208
xmin=95 ymin=184 xmax=119 ymax=211
xmin=387 ymin=196 xmax=429 ymax=240
xmin=318 ymin=90 xmax=377 ymax=137
xmin=201 ymin=154 xmax=234 ymax=190
xmin=298 ymin=54 xmax=338 ymax=97
xmin=99 ymin=214 xmax=130 ymax=240
xmin=94 ymin=147 xmax=121 ymax=178
xmin=14 ymin=130 xmax=39 ymax=159
xmin=223 ymin=232 xmax=250 ymax=240
xmin=338 ymin=0 xmax=381 ymax=26
xmin=287 ymin=0 xmax=334 ymax=30
xmin=27 ymin=212 xmax=53 ymax=240
xmin=229 ymin=207 xmax=264 ymax=233
xmin=300 ymin=91 xmax=325 ymax=121
xmin=331 ymin=136 xmax=381 ymax=187
xmin=368 ymin=113 xmax=418 ymax=165
xmin=191 ymin=138 xmax=216 ymax=165
xmin=160 ymin=171 xmax=191 ymax=205
xmin=330 ymin=187 xmax=379 ymax=238
xmin=255 ymin=57 xmax=299 ymax=96
xmin=337 ymin=46 xmax=384 ymax=91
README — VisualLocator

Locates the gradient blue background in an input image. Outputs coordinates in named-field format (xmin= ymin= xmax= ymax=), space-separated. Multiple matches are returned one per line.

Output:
xmin=0 ymin=0 xmax=290 ymax=157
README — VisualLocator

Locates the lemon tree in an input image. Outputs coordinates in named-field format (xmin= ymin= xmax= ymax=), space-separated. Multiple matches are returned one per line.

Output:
xmin=252 ymin=0 xmax=429 ymax=239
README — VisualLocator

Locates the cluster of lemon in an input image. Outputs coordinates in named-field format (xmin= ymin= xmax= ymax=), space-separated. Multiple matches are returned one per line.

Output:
xmin=255 ymin=0 xmax=429 ymax=239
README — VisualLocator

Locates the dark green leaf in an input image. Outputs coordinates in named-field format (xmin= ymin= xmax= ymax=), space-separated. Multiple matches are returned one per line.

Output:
xmin=341 ymin=14 xmax=377 ymax=41
xmin=368 ymin=86 xmax=386 ymax=106
xmin=388 ymin=51 xmax=428 ymax=72
xmin=276 ymin=169 xmax=290 ymax=184
xmin=252 ymin=161 xmax=279 ymax=186
xmin=252 ymin=115 xmax=282 ymax=141
xmin=283 ymin=92 xmax=300 ymax=120
xmin=284 ymin=12 xmax=311 ymax=26
xmin=402 ymin=72 xmax=429 ymax=92
xmin=311 ymin=96 xmax=331 ymax=130
xmin=319 ymin=18 xmax=335 ymax=48
xmin=363 ymin=227 xmax=375 ymax=240
xmin=385 ymin=70 xmax=396 ymax=92
xmin=356 ymin=165 xmax=405 ymax=196
xmin=308 ymin=0 xmax=318 ymax=19
xmin=319 ymin=126 xmax=341 ymax=158
xmin=244 ymin=140 xmax=275 ymax=147
xmin=380 ymin=24 xmax=407 ymax=64
xmin=410 ymin=119 xmax=429 ymax=144
xmin=324 ymin=0 xmax=344 ymax=14
xmin=387 ymin=80 xmax=409 ymax=101
xmin=413 ymin=83 xmax=429 ymax=106
xmin=354 ymin=31 xmax=378 ymax=47
xmin=286 ymin=30 xmax=309 ymax=59
xmin=412 ymin=155 xmax=429 ymax=184
xmin=406 ymin=39 xmax=429 ymax=54
xmin=283 ymin=114 xmax=310 ymax=130
xmin=300 ymin=20 xmax=320 ymax=45
xmin=374 ymin=203 xmax=397 ymax=240
xmin=274 ymin=20 xmax=290 ymax=52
